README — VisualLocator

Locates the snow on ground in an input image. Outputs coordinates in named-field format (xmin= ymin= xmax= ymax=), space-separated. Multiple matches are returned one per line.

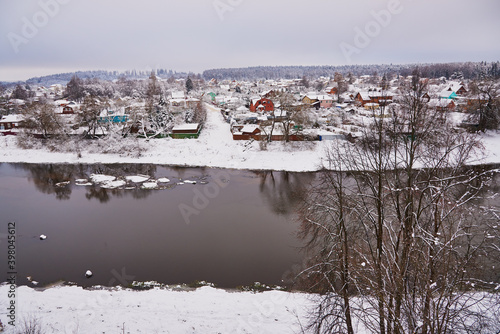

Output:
xmin=0 ymin=284 xmax=314 ymax=333
xmin=1 ymin=105 xmax=500 ymax=171
xmin=477 ymin=130 xmax=500 ymax=165
xmin=0 ymin=104 xmax=327 ymax=172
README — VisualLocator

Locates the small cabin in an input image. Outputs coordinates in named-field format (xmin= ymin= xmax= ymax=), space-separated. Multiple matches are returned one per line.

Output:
xmin=0 ymin=114 xmax=24 ymax=135
xmin=170 ymin=123 xmax=202 ymax=139
xmin=232 ymin=124 xmax=262 ymax=140
xmin=429 ymin=99 xmax=456 ymax=112
xmin=62 ymin=106 xmax=75 ymax=114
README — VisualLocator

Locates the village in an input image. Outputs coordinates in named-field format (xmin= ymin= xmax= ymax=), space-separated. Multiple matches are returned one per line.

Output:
xmin=0 ymin=71 xmax=489 ymax=148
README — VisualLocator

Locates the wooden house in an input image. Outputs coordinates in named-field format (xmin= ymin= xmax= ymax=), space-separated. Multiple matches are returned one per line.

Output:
xmin=302 ymin=95 xmax=318 ymax=106
xmin=319 ymin=95 xmax=334 ymax=108
xmin=429 ymin=99 xmax=456 ymax=112
xmin=302 ymin=95 xmax=333 ymax=109
xmin=439 ymin=90 xmax=458 ymax=100
xmin=249 ymin=98 xmax=274 ymax=112
xmin=354 ymin=92 xmax=371 ymax=106
xmin=232 ymin=124 xmax=262 ymax=140
xmin=421 ymin=92 xmax=431 ymax=103
xmin=354 ymin=91 xmax=393 ymax=106
xmin=62 ymin=106 xmax=74 ymax=114
xmin=364 ymin=103 xmax=380 ymax=110
xmin=448 ymin=83 xmax=467 ymax=95
xmin=368 ymin=92 xmax=393 ymax=106
xmin=325 ymin=86 xmax=338 ymax=96
xmin=261 ymin=90 xmax=277 ymax=99
xmin=186 ymin=98 xmax=200 ymax=108
xmin=0 ymin=114 xmax=24 ymax=135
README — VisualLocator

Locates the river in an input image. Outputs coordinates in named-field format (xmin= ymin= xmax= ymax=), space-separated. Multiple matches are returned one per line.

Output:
xmin=0 ymin=163 xmax=313 ymax=288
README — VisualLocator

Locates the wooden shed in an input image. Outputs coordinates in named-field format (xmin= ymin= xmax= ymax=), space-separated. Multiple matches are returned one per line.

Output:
xmin=170 ymin=123 xmax=202 ymax=139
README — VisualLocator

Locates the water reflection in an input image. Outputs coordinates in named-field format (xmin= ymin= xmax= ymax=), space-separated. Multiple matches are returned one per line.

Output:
xmin=19 ymin=163 xmax=167 ymax=202
xmin=23 ymin=164 xmax=75 ymax=200
xmin=18 ymin=164 xmax=316 ymax=210
xmin=254 ymin=170 xmax=314 ymax=216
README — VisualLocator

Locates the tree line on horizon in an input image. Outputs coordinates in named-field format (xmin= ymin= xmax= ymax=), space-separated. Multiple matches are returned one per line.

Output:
xmin=1 ymin=61 xmax=498 ymax=88
xmin=202 ymin=62 xmax=500 ymax=81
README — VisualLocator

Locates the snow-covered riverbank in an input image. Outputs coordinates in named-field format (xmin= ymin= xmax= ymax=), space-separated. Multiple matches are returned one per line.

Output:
xmin=2 ymin=104 xmax=498 ymax=171
xmin=0 ymin=104 xmax=330 ymax=172
xmin=1 ymin=284 xmax=313 ymax=333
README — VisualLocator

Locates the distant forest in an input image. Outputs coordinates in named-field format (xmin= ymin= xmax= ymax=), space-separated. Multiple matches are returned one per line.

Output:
xmin=2 ymin=61 xmax=499 ymax=87
xmin=202 ymin=62 xmax=500 ymax=81
xmin=1 ymin=69 xmax=197 ymax=87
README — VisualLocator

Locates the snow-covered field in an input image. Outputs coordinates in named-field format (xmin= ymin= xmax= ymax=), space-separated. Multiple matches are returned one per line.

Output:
xmin=1 ymin=104 xmax=500 ymax=171
xmin=0 ymin=284 xmax=314 ymax=333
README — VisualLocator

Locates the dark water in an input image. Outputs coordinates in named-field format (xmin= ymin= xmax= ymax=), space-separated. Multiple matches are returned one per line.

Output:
xmin=0 ymin=163 xmax=313 ymax=288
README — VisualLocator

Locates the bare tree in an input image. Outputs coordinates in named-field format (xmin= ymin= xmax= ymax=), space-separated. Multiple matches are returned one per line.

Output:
xmin=192 ymin=99 xmax=207 ymax=124
xmin=77 ymin=95 xmax=109 ymax=138
xmin=301 ymin=76 xmax=310 ymax=89
xmin=298 ymin=144 xmax=356 ymax=334
xmin=274 ymin=91 xmax=305 ymax=142
xmin=137 ymin=72 xmax=173 ymax=138
xmin=465 ymin=77 xmax=500 ymax=131
xmin=334 ymin=72 xmax=348 ymax=103
xmin=11 ymin=84 xmax=25 ymax=100
xmin=23 ymin=100 xmax=65 ymax=138
xmin=380 ymin=73 xmax=389 ymax=90
xmin=298 ymin=69 xmax=500 ymax=334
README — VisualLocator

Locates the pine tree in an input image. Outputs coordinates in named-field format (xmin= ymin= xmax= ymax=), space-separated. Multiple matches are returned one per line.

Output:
xmin=66 ymin=75 xmax=85 ymax=101
xmin=185 ymin=77 xmax=194 ymax=94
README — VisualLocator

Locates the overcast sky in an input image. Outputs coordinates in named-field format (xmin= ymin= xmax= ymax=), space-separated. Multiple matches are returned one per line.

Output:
xmin=1 ymin=0 xmax=499 ymax=81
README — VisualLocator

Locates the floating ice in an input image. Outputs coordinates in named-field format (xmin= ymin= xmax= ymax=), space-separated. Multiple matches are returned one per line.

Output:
xmin=75 ymin=179 xmax=92 ymax=186
xmin=157 ymin=177 xmax=170 ymax=183
xmin=101 ymin=180 xmax=127 ymax=189
xmin=142 ymin=182 xmax=158 ymax=189
xmin=126 ymin=175 xmax=150 ymax=183
xmin=85 ymin=270 xmax=93 ymax=278
xmin=55 ymin=181 xmax=70 ymax=187
xmin=40 ymin=234 xmax=47 ymax=240
xmin=90 ymin=174 xmax=116 ymax=183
